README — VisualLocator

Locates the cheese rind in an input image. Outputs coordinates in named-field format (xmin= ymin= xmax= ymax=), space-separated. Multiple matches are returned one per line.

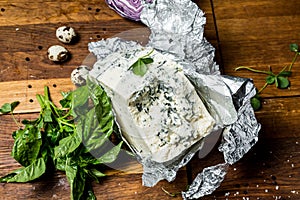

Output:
xmin=91 ymin=47 xmax=215 ymax=163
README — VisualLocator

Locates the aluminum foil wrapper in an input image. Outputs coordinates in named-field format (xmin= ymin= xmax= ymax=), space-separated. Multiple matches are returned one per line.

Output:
xmin=85 ymin=0 xmax=261 ymax=198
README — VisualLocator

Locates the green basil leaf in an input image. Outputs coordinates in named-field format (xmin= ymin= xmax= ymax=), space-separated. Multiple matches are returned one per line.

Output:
xmin=95 ymin=141 xmax=123 ymax=164
xmin=266 ymin=75 xmax=275 ymax=84
xmin=72 ymin=85 xmax=89 ymax=107
xmin=60 ymin=91 xmax=73 ymax=108
xmin=45 ymin=123 xmax=61 ymax=145
xmin=12 ymin=125 xmax=42 ymax=166
xmin=85 ymin=183 xmax=97 ymax=200
xmin=86 ymin=77 xmax=104 ymax=106
xmin=0 ymin=168 xmax=24 ymax=182
xmin=65 ymin=164 xmax=86 ymax=200
xmin=277 ymin=76 xmax=290 ymax=89
xmin=77 ymin=108 xmax=108 ymax=151
xmin=84 ymin=168 xmax=106 ymax=183
xmin=278 ymin=71 xmax=292 ymax=77
xmin=54 ymin=133 xmax=81 ymax=159
xmin=78 ymin=88 xmax=114 ymax=155
xmin=55 ymin=156 xmax=67 ymax=171
xmin=6 ymin=158 xmax=46 ymax=183
xmin=72 ymin=85 xmax=89 ymax=118
xmin=43 ymin=108 xmax=53 ymax=122
xmin=90 ymin=168 xmax=106 ymax=178
xmin=289 ymin=43 xmax=299 ymax=52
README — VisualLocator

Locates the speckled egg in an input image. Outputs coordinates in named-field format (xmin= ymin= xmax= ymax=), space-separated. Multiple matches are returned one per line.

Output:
xmin=71 ymin=65 xmax=90 ymax=86
xmin=47 ymin=45 xmax=69 ymax=62
xmin=56 ymin=26 xmax=77 ymax=44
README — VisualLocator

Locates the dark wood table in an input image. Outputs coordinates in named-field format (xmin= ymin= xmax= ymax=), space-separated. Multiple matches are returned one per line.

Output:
xmin=0 ymin=0 xmax=299 ymax=199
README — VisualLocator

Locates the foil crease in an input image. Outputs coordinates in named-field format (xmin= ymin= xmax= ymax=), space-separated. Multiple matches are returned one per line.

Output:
xmin=85 ymin=0 xmax=261 ymax=198
xmin=182 ymin=163 xmax=229 ymax=199
xmin=218 ymin=78 xmax=261 ymax=164
xmin=141 ymin=0 xmax=219 ymax=75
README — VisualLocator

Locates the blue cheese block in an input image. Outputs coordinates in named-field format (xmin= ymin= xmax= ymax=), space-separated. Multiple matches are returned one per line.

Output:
xmin=90 ymin=47 xmax=215 ymax=163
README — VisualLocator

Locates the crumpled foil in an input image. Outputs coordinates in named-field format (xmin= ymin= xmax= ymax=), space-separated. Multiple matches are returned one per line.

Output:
xmin=86 ymin=0 xmax=261 ymax=199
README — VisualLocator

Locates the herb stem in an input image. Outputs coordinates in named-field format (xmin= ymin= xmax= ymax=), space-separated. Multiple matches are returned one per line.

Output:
xmin=288 ymin=52 xmax=299 ymax=71
xmin=11 ymin=112 xmax=21 ymax=129
xmin=161 ymin=187 xmax=180 ymax=197
xmin=141 ymin=48 xmax=154 ymax=58
xmin=258 ymin=82 xmax=269 ymax=94
xmin=49 ymin=101 xmax=60 ymax=117
xmin=58 ymin=119 xmax=75 ymax=129
xmin=235 ymin=66 xmax=274 ymax=75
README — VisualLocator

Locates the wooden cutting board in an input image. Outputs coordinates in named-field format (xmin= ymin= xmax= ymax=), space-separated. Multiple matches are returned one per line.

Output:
xmin=0 ymin=0 xmax=299 ymax=199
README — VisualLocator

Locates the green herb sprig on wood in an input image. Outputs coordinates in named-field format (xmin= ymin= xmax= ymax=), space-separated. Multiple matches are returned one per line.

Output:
xmin=0 ymin=77 xmax=123 ymax=200
xmin=235 ymin=43 xmax=299 ymax=111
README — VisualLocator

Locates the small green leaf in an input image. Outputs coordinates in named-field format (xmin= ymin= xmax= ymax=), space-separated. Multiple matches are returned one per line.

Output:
xmin=85 ymin=184 xmax=97 ymax=200
xmin=128 ymin=49 xmax=154 ymax=76
xmin=278 ymin=71 xmax=292 ymax=77
xmin=266 ymin=75 xmax=275 ymax=84
xmin=141 ymin=57 xmax=154 ymax=64
xmin=43 ymin=108 xmax=53 ymax=122
xmin=72 ymin=85 xmax=89 ymax=105
xmin=0 ymin=101 xmax=20 ymax=114
xmin=251 ymin=97 xmax=261 ymax=111
xmin=131 ymin=60 xmax=148 ymax=76
xmin=60 ymin=91 xmax=73 ymax=108
xmin=10 ymin=101 xmax=20 ymax=111
xmin=95 ymin=141 xmax=123 ymax=164
xmin=277 ymin=76 xmax=290 ymax=89
xmin=289 ymin=43 xmax=299 ymax=52
xmin=90 ymin=168 xmax=106 ymax=178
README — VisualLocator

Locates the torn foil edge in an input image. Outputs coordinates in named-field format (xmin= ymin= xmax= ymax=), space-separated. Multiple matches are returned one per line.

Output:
xmin=182 ymin=163 xmax=229 ymax=199
xmin=181 ymin=77 xmax=261 ymax=199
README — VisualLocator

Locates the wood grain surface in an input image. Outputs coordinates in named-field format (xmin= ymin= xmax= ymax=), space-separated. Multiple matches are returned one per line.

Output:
xmin=0 ymin=0 xmax=300 ymax=199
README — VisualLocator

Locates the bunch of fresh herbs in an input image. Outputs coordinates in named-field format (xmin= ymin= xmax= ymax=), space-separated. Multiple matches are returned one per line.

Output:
xmin=0 ymin=77 xmax=123 ymax=200
xmin=235 ymin=43 xmax=300 ymax=111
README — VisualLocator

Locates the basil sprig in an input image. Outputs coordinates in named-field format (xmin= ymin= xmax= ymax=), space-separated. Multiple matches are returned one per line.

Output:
xmin=0 ymin=77 xmax=123 ymax=200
